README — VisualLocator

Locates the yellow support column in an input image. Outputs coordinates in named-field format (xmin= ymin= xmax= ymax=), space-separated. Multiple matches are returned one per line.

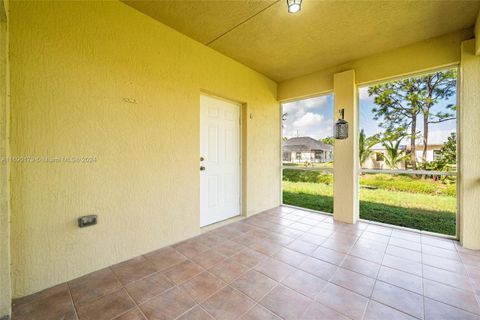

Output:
xmin=333 ymin=70 xmax=359 ymax=224
xmin=460 ymin=39 xmax=480 ymax=250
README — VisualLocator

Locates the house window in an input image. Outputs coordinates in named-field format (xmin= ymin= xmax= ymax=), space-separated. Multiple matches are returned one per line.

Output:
xmin=376 ymin=153 xmax=384 ymax=162
xmin=295 ymin=152 xmax=301 ymax=160
xmin=314 ymin=151 xmax=322 ymax=159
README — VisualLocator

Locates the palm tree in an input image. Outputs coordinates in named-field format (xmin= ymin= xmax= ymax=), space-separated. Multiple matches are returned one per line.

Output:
xmin=359 ymin=129 xmax=378 ymax=168
xmin=382 ymin=137 xmax=409 ymax=170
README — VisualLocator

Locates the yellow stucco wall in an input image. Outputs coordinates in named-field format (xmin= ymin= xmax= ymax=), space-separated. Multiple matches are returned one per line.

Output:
xmin=460 ymin=39 xmax=480 ymax=250
xmin=9 ymin=1 xmax=280 ymax=297
xmin=0 ymin=0 xmax=10 ymax=316
xmin=278 ymin=29 xmax=472 ymax=101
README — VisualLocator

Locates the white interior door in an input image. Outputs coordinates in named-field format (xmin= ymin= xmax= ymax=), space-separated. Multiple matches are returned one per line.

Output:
xmin=200 ymin=95 xmax=240 ymax=227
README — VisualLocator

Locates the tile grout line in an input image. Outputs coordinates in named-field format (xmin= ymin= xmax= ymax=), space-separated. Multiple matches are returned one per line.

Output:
xmin=108 ymin=266 xmax=148 ymax=320
xmin=65 ymin=281 xmax=80 ymax=320
xmin=15 ymin=206 xmax=480 ymax=320
xmin=361 ymin=228 xmax=390 ymax=320
xmin=365 ymin=231 xmax=426 ymax=320
xmin=421 ymin=234 xmax=426 ymax=320
xmin=92 ymin=211 xmax=474 ymax=319
xmin=150 ymin=210 xmax=477 ymax=318
xmin=294 ymin=220 xmax=367 ymax=319
xmin=172 ymin=243 xmax=287 ymax=320
xmin=170 ymin=237 xmax=276 ymax=320
xmin=264 ymin=209 xmax=480 ymax=317
xmin=194 ymin=212 xmax=328 ymax=319
xmin=456 ymin=244 xmax=480 ymax=307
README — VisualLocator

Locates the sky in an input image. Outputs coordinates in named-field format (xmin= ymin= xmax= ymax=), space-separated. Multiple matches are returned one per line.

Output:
xmin=282 ymin=79 xmax=457 ymax=146
xmin=358 ymin=86 xmax=457 ymax=146
xmin=282 ymin=95 xmax=334 ymax=140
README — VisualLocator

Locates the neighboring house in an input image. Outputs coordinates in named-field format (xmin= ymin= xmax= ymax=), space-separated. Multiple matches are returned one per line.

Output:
xmin=283 ymin=137 xmax=333 ymax=163
xmin=362 ymin=143 xmax=443 ymax=170
xmin=412 ymin=144 xmax=444 ymax=163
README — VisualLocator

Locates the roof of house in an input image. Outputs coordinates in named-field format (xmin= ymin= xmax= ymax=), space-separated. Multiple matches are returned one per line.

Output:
xmin=283 ymin=137 xmax=333 ymax=152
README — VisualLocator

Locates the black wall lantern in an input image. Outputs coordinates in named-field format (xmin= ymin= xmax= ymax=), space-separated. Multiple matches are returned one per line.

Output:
xmin=334 ymin=108 xmax=348 ymax=140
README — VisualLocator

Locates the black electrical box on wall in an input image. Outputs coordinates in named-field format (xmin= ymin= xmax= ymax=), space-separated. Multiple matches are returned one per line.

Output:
xmin=78 ymin=215 xmax=97 ymax=228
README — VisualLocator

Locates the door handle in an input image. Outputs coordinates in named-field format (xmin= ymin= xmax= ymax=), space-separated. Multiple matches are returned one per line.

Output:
xmin=200 ymin=166 xmax=206 ymax=171
xmin=200 ymin=157 xmax=205 ymax=161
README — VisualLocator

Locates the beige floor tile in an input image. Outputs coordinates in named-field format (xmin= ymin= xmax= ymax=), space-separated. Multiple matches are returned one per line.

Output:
xmin=239 ymin=305 xmax=281 ymax=320
xmin=371 ymin=281 xmax=423 ymax=319
xmin=281 ymin=269 xmax=328 ymax=299
xmin=139 ymin=287 xmax=195 ymax=320
xmin=377 ymin=266 xmax=423 ymax=294
xmin=330 ymin=267 xmax=376 ymax=297
xmin=273 ymin=247 xmax=308 ymax=267
xmin=164 ymin=260 xmax=204 ymax=285
xmin=423 ymin=279 xmax=480 ymax=315
xmin=176 ymin=306 xmax=213 ymax=320
xmin=69 ymin=268 xmax=122 ymax=306
xmin=209 ymin=258 xmax=250 ymax=283
xmin=254 ymin=257 xmax=297 ymax=282
xmin=364 ymin=301 xmax=416 ymax=320
xmin=231 ymin=270 xmax=277 ymax=301
xmin=125 ymin=272 xmax=174 ymax=304
xmin=260 ymin=285 xmax=312 ymax=320
xmin=340 ymin=255 xmax=380 ymax=279
xmin=144 ymin=247 xmax=187 ymax=271
xmin=190 ymin=249 xmax=227 ymax=269
xmin=113 ymin=308 xmax=146 ymax=320
xmin=316 ymin=283 xmax=369 ymax=320
xmin=302 ymin=302 xmax=350 ymax=319
xmin=424 ymin=297 xmax=480 ymax=320
xmin=111 ymin=256 xmax=157 ymax=285
xmin=298 ymin=257 xmax=337 ymax=280
xmin=201 ymin=286 xmax=255 ymax=320
xmin=179 ymin=272 xmax=226 ymax=303
xmin=77 ymin=289 xmax=135 ymax=320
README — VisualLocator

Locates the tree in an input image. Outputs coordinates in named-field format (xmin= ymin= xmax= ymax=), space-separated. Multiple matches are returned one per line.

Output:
xmin=368 ymin=69 xmax=457 ymax=170
xmin=381 ymin=134 xmax=409 ymax=170
xmin=369 ymin=81 xmax=421 ymax=170
xmin=359 ymin=129 xmax=379 ymax=168
xmin=320 ymin=137 xmax=333 ymax=145
xmin=432 ymin=133 xmax=456 ymax=172
xmin=417 ymin=70 xmax=457 ymax=167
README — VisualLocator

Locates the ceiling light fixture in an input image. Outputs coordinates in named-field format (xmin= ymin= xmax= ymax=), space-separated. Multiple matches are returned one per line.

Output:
xmin=287 ymin=0 xmax=302 ymax=13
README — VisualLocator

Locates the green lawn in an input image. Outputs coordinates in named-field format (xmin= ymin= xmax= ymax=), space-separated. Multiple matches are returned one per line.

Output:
xmin=282 ymin=180 xmax=456 ymax=235
xmin=283 ymin=169 xmax=456 ymax=197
